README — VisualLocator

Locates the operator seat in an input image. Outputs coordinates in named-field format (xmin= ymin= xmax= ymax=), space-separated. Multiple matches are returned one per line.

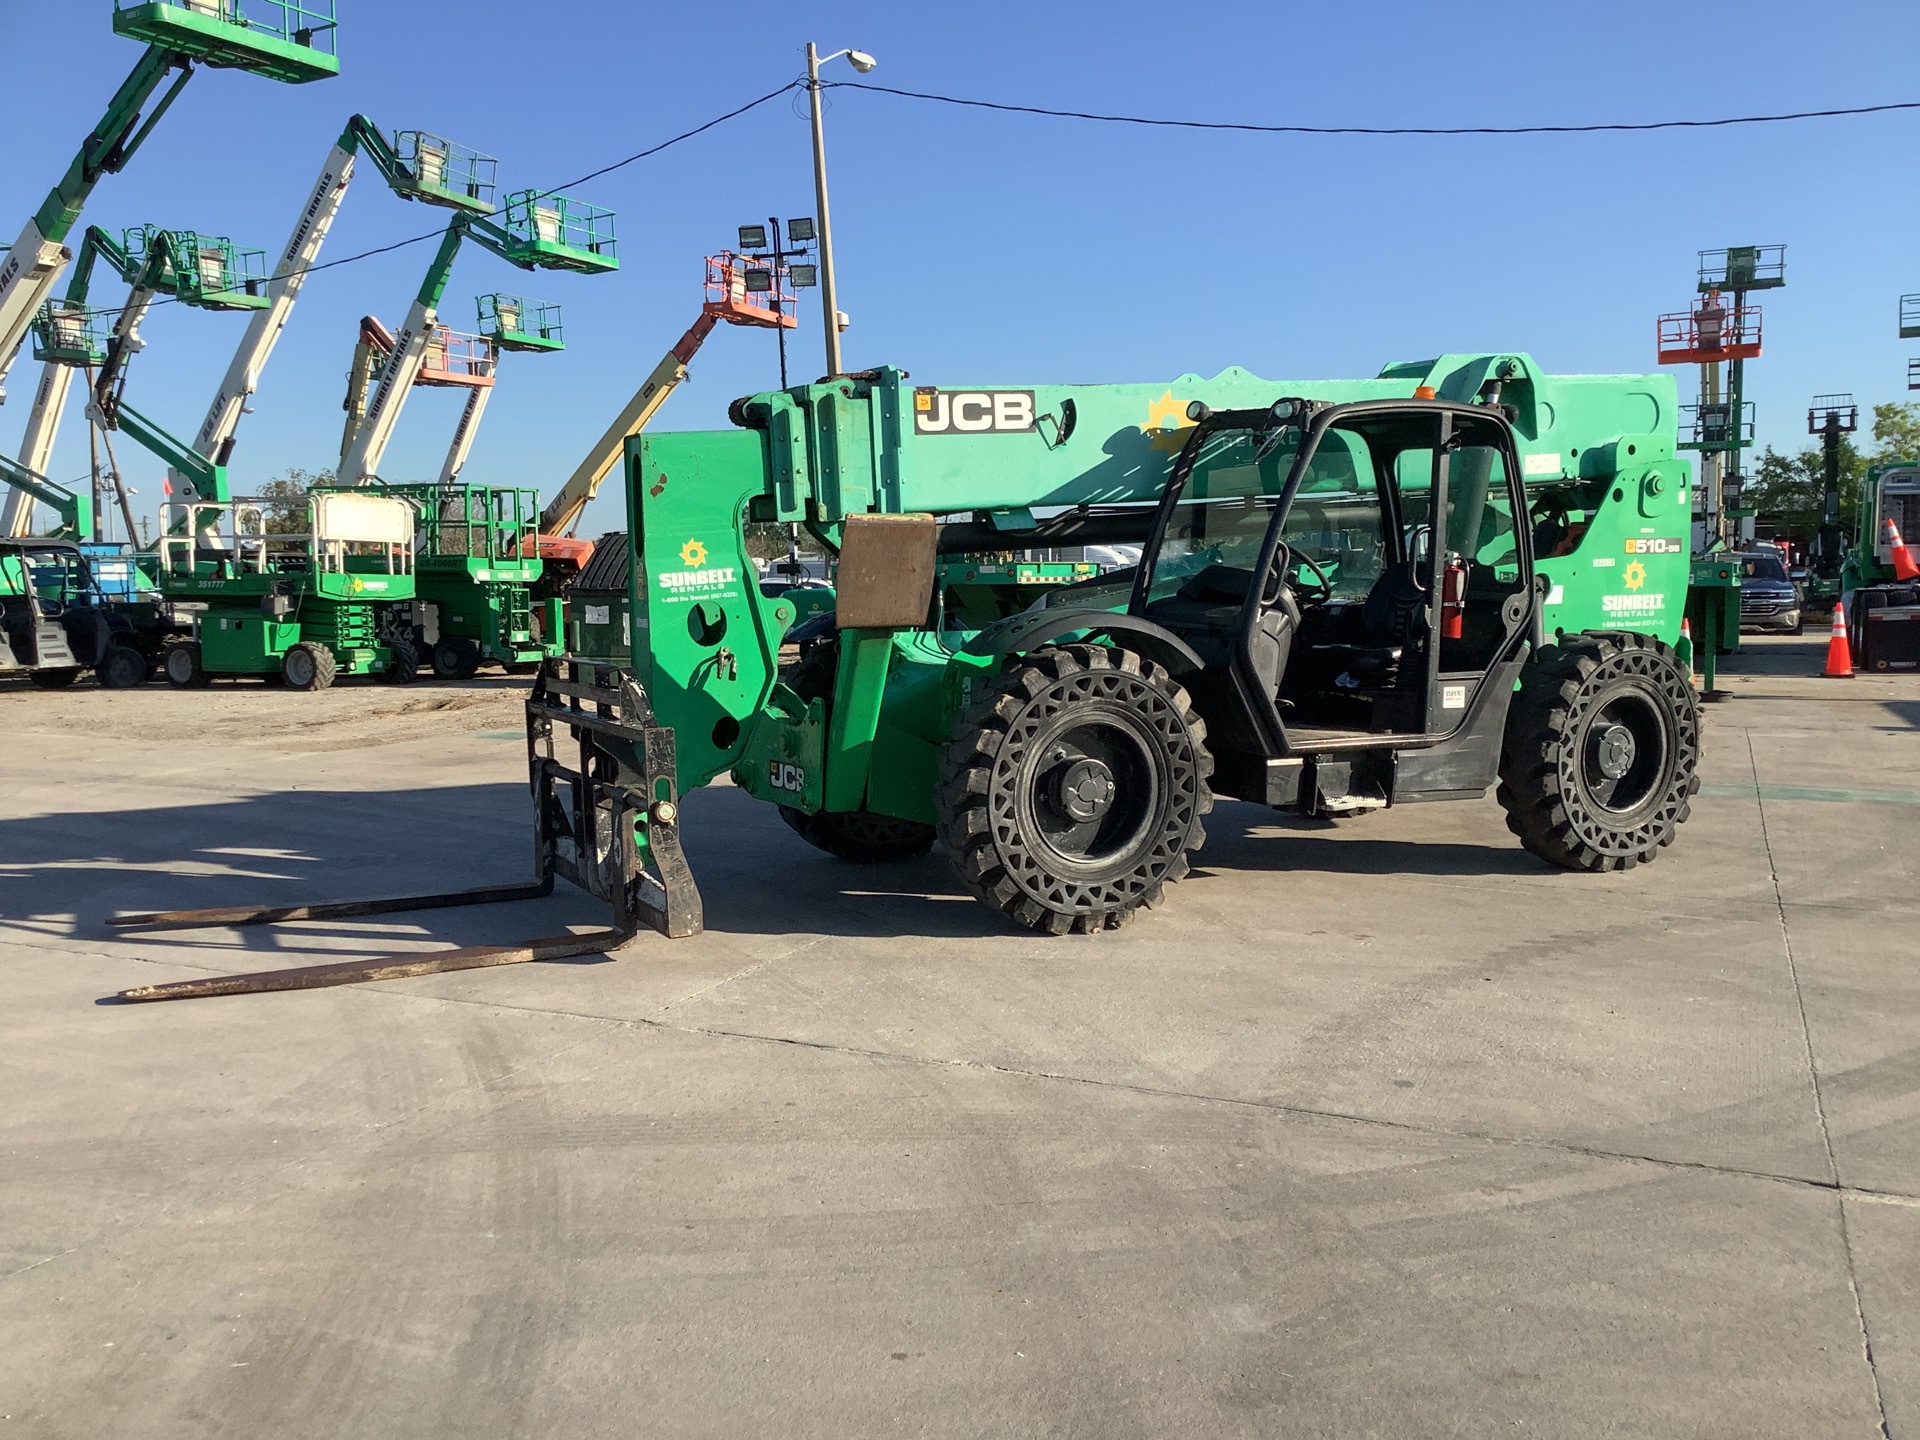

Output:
xmin=58 ymin=603 xmax=112 ymax=668
xmin=1314 ymin=561 xmax=1427 ymax=687
xmin=1143 ymin=563 xmax=1295 ymax=697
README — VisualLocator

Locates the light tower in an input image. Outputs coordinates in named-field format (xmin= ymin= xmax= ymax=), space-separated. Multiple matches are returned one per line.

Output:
xmin=1807 ymin=394 xmax=1856 ymax=587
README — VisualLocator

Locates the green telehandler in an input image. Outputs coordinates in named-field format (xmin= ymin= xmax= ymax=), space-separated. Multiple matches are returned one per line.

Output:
xmin=113 ymin=352 xmax=1704 ymax=1000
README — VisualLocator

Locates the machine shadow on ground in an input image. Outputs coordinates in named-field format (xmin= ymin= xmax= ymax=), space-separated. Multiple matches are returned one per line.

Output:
xmin=4 ymin=772 xmax=1567 ymax=981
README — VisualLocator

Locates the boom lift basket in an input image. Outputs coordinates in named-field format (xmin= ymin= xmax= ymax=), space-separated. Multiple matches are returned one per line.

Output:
xmin=112 ymin=0 xmax=341 ymax=84
xmin=392 ymin=130 xmax=498 ymax=214
xmin=500 ymin=191 xmax=618 ymax=274
xmin=704 ymin=254 xmax=798 ymax=330
xmin=124 ymin=226 xmax=269 ymax=309
xmin=1679 ymin=400 xmax=1754 ymax=452
xmin=107 ymin=657 xmax=702 ymax=1001
xmin=1656 ymin=304 xmax=1762 ymax=365
xmin=418 ymin=326 xmax=497 ymax=387
xmin=1698 ymin=245 xmax=1785 ymax=292
xmin=1900 ymin=294 xmax=1920 ymax=342
xmin=478 ymin=293 xmax=564 ymax=352
xmin=31 ymin=300 xmax=109 ymax=366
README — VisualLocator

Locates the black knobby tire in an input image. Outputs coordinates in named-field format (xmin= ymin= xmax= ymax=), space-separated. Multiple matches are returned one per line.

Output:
xmin=282 ymin=642 xmax=337 ymax=692
xmin=776 ymin=640 xmax=937 ymax=863
xmin=28 ymin=667 xmax=82 ymax=690
xmin=1497 ymin=632 xmax=1700 ymax=872
xmin=937 ymin=644 xmax=1213 ymax=935
xmin=383 ymin=634 xmax=420 ymax=684
xmin=163 ymin=642 xmax=209 ymax=689
xmin=99 ymin=643 xmax=150 ymax=690
xmin=433 ymin=636 xmax=482 ymax=680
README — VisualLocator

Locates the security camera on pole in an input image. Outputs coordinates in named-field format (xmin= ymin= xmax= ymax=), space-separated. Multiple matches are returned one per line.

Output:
xmin=804 ymin=43 xmax=877 ymax=377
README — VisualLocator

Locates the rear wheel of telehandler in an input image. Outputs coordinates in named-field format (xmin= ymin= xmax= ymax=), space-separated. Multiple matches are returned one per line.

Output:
xmin=163 ymin=642 xmax=209 ymax=689
xmin=776 ymin=640 xmax=937 ymax=862
xmin=281 ymin=642 xmax=337 ymax=692
xmin=937 ymin=644 xmax=1213 ymax=934
xmin=1497 ymin=632 xmax=1699 ymax=872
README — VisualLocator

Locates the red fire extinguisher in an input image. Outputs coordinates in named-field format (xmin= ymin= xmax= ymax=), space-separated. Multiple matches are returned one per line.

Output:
xmin=1441 ymin=555 xmax=1469 ymax=640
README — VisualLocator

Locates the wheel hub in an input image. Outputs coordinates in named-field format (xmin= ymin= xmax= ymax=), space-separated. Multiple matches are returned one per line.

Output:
xmin=1592 ymin=723 xmax=1637 ymax=779
xmin=1053 ymin=757 xmax=1117 ymax=823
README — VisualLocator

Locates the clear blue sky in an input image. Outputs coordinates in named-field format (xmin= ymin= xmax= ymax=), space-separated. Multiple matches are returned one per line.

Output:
xmin=7 ymin=1 xmax=1920 ymax=536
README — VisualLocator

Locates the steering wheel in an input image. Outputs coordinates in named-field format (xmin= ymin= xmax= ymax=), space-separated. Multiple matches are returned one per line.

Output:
xmin=1260 ymin=543 xmax=1334 ymax=610
xmin=1291 ymin=549 xmax=1335 ymax=605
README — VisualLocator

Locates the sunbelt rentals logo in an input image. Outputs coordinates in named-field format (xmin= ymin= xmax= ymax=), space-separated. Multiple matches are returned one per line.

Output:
xmin=657 ymin=537 xmax=736 ymax=596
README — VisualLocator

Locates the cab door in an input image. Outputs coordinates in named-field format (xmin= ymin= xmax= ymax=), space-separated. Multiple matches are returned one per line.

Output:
xmin=1395 ymin=407 xmax=1535 ymax=798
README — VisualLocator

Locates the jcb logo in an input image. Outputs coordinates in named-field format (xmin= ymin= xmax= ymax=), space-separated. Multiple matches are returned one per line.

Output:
xmin=769 ymin=761 xmax=806 ymax=794
xmin=913 ymin=388 xmax=1036 ymax=435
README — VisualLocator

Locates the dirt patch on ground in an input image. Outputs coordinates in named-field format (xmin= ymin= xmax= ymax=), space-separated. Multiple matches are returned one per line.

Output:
xmin=2 ymin=673 xmax=528 ymax=750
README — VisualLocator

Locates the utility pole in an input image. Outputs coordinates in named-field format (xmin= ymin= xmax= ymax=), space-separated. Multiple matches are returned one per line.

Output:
xmin=804 ymin=43 xmax=876 ymax=377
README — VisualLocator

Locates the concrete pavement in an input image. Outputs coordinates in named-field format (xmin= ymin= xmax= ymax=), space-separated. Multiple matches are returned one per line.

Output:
xmin=2 ymin=633 xmax=1913 ymax=1437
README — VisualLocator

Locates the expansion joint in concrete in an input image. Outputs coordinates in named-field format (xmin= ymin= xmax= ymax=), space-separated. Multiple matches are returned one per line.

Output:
xmin=1748 ymin=731 xmax=1891 ymax=1438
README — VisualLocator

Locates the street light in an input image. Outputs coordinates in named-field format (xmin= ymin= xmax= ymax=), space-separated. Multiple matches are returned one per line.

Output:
xmin=805 ymin=42 xmax=876 ymax=376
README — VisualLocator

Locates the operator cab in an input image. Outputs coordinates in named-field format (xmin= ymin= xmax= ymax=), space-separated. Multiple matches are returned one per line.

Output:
xmin=1131 ymin=398 xmax=1536 ymax=809
xmin=0 ymin=539 xmax=120 ymax=674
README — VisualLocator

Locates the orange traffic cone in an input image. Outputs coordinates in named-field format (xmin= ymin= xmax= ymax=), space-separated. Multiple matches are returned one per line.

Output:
xmin=1822 ymin=603 xmax=1853 ymax=678
xmin=1885 ymin=517 xmax=1920 ymax=582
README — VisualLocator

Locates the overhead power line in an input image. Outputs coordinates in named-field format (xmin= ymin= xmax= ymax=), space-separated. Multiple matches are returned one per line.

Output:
xmin=90 ymin=82 xmax=805 ymax=317
xmin=827 ymin=79 xmax=1920 ymax=136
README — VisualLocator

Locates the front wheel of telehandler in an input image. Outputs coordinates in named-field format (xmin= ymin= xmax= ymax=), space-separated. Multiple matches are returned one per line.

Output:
xmin=1497 ymin=632 xmax=1700 ymax=872
xmin=937 ymin=644 xmax=1213 ymax=935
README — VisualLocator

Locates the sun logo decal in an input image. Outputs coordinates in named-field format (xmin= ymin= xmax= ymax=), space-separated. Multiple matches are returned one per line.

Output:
xmin=1143 ymin=390 xmax=1199 ymax=453
xmin=1623 ymin=560 xmax=1648 ymax=591
xmin=679 ymin=538 xmax=709 ymax=567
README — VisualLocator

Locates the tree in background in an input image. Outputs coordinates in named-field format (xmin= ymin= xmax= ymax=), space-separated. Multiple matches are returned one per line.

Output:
xmin=1871 ymin=400 xmax=1920 ymax=462
xmin=1748 ymin=436 xmax=1864 ymax=535
xmin=255 ymin=466 xmax=333 ymax=534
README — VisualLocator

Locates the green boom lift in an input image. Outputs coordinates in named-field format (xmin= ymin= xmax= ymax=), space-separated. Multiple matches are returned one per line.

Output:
xmin=341 ymin=295 xmax=567 ymax=677
xmin=0 ymin=1 xmax=337 ymax=405
xmin=113 ymin=351 xmax=1707 ymax=1000
xmin=0 ymin=225 xmax=271 ymax=685
xmin=333 ymin=192 xmax=616 ymax=682
xmin=4 ymin=222 xmax=268 ymax=541
xmin=78 ymin=232 xmax=421 ymax=690
xmin=84 ymin=129 xmax=511 ymax=690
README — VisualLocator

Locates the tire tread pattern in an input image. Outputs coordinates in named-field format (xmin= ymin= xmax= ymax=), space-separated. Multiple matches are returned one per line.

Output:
xmin=1496 ymin=631 xmax=1700 ymax=872
xmin=935 ymin=644 xmax=1213 ymax=935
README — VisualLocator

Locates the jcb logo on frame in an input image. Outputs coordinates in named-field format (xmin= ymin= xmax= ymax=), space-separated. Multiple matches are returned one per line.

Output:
xmin=912 ymin=389 xmax=1036 ymax=435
